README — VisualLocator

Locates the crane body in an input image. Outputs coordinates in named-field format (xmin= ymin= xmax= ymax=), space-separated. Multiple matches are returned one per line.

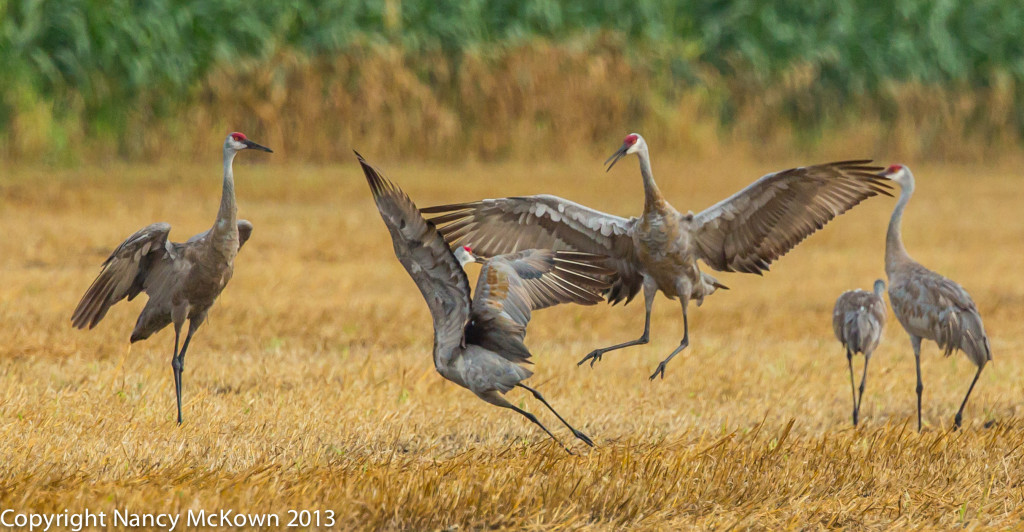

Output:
xmin=360 ymin=153 xmax=612 ymax=452
xmin=72 ymin=132 xmax=271 ymax=424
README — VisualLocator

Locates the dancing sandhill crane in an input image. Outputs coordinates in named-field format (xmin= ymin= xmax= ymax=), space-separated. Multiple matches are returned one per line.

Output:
xmin=833 ymin=279 xmax=886 ymax=426
xmin=880 ymin=164 xmax=992 ymax=431
xmin=422 ymin=133 xmax=891 ymax=379
xmin=71 ymin=132 xmax=271 ymax=424
xmin=359 ymin=152 xmax=612 ymax=452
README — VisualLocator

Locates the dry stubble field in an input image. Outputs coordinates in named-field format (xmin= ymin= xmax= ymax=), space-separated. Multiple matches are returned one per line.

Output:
xmin=1 ymin=153 xmax=1023 ymax=529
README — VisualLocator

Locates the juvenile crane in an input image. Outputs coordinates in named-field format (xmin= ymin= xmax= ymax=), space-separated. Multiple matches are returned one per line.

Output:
xmin=360 ymin=152 xmax=611 ymax=452
xmin=423 ymin=133 xmax=890 ymax=379
xmin=833 ymin=279 xmax=886 ymax=426
xmin=880 ymin=164 xmax=992 ymax=431
xmin=72 ymin=132 xmax=271 ymax=424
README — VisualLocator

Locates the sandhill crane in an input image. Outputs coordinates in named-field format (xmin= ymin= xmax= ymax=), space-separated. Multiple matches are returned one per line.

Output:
xmin=833 ymin=279 xmax=886 ymax=426
xmin=71 ymin=132 xmax=271 ymax=424
xmin=422 ymin=133 xmax=890 ymax=379
xmin=880 ymin=164 xmax=992 ymax=431
xmin=359 ymin=152 xmax=611 ymax=453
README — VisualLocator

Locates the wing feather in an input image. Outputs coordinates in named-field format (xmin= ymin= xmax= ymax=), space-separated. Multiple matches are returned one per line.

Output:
xmin=466 ymin=250 xmax=612 ymax=363
xmin=422 ymin=195 xmax=641 ymax=304
xmin=71 ymin=222 xmax=173 ymax=329
xmin=359 ymin=153 xmax=472 ymax=357
xmin=694 ymin=160 xmax=891 ymax=273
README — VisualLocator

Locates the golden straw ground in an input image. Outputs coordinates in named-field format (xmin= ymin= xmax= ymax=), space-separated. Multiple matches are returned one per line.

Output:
xmin=1 ymin=156 xmax=1022 ymax=528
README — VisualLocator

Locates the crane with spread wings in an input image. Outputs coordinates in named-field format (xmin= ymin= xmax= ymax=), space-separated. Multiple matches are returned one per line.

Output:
xmin=423 ymin=133 xmax=891 ymax=379
xmin=360 ymin=152 xmax=612 ymax=452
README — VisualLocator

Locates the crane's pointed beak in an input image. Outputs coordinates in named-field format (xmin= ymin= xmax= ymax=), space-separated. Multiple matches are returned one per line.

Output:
xmin=604 ymin=143 xmax=629 ymax=172
xmin=243 ymin=139 xmax=273 ymax=153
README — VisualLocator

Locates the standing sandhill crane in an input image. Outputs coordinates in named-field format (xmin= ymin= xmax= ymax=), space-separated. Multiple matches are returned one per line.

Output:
xmin=833 ymin=279 xmax=886 ymax=426
xmin=422 ymin=133 xmax=890 ymax=379
xmin=880 ymin=164 xmax=992 ymax=431
xmin=359 ymin=152 xmax=612 ymax=452
xmin=71 ymin=132 xmax=271 ymax=424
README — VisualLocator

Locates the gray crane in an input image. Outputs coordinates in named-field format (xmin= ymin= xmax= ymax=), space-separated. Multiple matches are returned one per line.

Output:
xmin=880 ymin=164 xmax=992 ymax=431
xmin=833 ymin=279 xmax=887 ymax=426
xmin=71 ymin=132 xmax=271 ymax=424
xmin=360 ymin=152 xmax=611 ymax=452
xmin=422 ymin=133 xmax=890 ymax=379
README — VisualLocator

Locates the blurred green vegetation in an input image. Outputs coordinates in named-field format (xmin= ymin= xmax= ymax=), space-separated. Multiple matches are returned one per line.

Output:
xmin=2 ymin=0 xmax=1024 ymax=162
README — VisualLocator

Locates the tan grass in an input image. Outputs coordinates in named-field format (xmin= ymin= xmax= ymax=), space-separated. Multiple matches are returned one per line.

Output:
xmin=1 ymin=155 xmax=1023 ymax=529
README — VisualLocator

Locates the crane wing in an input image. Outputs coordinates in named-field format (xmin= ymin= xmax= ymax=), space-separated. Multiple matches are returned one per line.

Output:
xmin=359 ymin=153 xmax=472 ymax=357
xmin=467 ymin=250 xmax=611 ymax=363
xmin=71 ymin=222 xmax=173 ymax=329
xmin=889 ymin=266 xmax=991 ymax=363
xmin=692 ymin=160 xmax=890 ymax=274
xmin=422 ymin=195 xmax=642 ymax=304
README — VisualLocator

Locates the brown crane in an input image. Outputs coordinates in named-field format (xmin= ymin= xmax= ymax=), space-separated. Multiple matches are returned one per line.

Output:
xmin=880 ymin=164 xmax=992 ymax=431
xmin=833 ymin=279 xmax=887 ymax=426
xmin=360 ymin=152 xmax=611 ymax=452
xmin=71 ymin=132 xmax=271 ymax=424
xmin=422 ymin=133 xmax=890 ymax=379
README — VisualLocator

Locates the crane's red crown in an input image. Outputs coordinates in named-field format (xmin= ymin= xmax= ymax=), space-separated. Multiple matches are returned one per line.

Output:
xmin=230 ymin=132 xmax=247 ymax=141
xmin=885 ymin=164 xmax=903 ymax=174
xmin=624 ymin=134 xmax=639 ymax=146
xmin=462 ymin=245 xmax=473 ymax=253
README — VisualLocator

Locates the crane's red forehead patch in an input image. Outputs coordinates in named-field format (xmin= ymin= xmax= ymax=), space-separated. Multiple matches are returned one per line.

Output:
xmin=462 ymin=245 xmax=473 ymax=253
xmin=885 ymin=164 xmax=903 ymax=173
xmin=230 ymin=132 xmax=247 ymax=141
xmin=624 ymin=134 xmax=639 ymax=145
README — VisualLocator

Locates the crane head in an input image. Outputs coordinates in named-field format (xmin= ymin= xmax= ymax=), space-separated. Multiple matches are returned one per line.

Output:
xmin=453 ymin=245 xmax=477 ymax=267
xmin=604 ymin=133 xmax=644 ymax=172
xmin=225 ymin=132 xmax=273 ymax=153
xmin=873 ymin=279 xmax=886 ymax=298
xmin=878 ymin=164 xmax=912 ymax=187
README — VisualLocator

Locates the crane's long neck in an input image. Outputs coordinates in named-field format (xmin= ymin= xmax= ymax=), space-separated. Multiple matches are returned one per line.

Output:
xmin=637 ymin=144 xmax=664 ymax=213
xmin=210 ymin=147 xmax=239 ymax=257
xmin=885 ymin=179 xmax=914 ymax=274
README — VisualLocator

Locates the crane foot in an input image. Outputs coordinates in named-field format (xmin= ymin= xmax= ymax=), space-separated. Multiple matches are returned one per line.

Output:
xmin=573 ymin=429 xmax=594 ymax=447
xmin=577 ymin=350 xmax=604 ymax=367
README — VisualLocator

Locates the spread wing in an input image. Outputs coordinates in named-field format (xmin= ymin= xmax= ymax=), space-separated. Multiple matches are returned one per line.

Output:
xmin=422 ymin=195 xmax=641 ymax=304
xmin=466 ymin=250 xmax=612 ymax=363
xmin=71 ymin=222 xmax=173 ymax=329
xmin=693 ymin=160 xmax=891 ymax=274
xmin=359 ymin=153 xmax=471 ymax=357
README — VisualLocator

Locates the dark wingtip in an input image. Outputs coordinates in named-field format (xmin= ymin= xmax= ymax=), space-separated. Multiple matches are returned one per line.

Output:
xmin=357 ymin=152 xmax=387 ymax=199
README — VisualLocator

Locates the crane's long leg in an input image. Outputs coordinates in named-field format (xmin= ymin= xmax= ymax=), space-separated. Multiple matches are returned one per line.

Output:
xmin=170 ymin=321 xmax=184 ymax=425
xmin=649 ymin=298 xmax=689 ymax=380
xmin=855 ymin=352 xmax=873 ymax=427
xmin=912 ymin=335 xmax=923 ymax=432
xmin=517 ymin=384 xmax=593 ymax=447
xmin=172 ymin=316 xmax=205 ymax=425
xmin=953 ymin=362 xmax=986 ymax=429
xmin=481 ymin=391 xmax=573 ymax=454
xmin=847 ymin=348 xmax=858 ymax=426
xmin=578 ymin=279 xmax=656 ymax=368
